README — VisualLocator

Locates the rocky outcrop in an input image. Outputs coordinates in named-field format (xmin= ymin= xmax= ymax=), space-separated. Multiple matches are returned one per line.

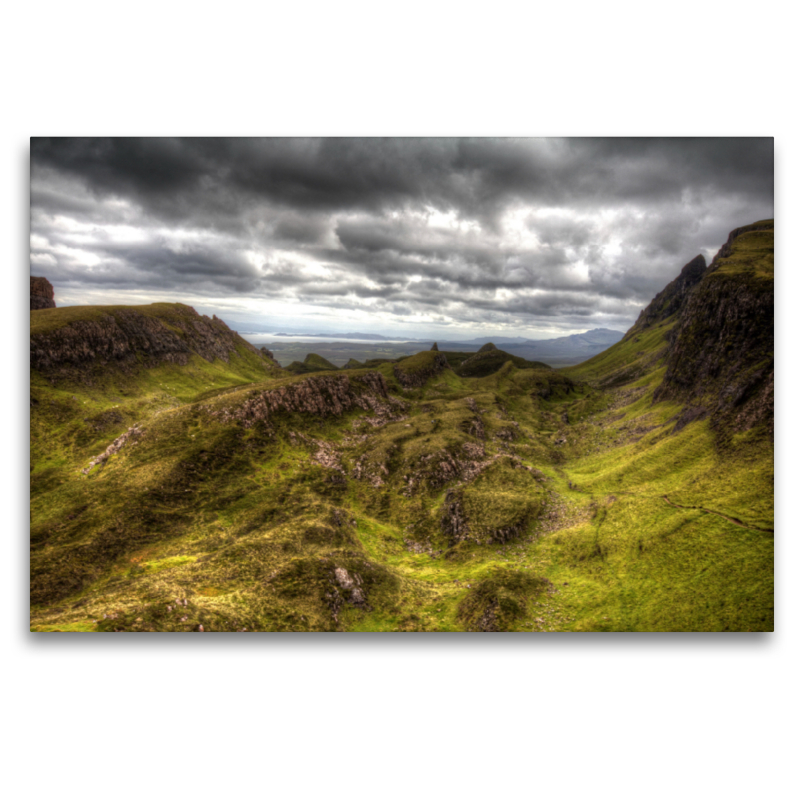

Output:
xmin=654 ymin=223 xmax=774 ymax=434
xmin=30 ymin=277 xmax=55 ymax=310
xmin=82 ymin=424 xmax=144 ymax=474
xmin=210 ymin=372 xmax=405 ymax=428
xmin=431 ymin=342 xmax=439 ymax=351
xmin=478 ymin=342 xmax=497 ymax=352
xmin=30 ymin=304 xmax=262 ymax=378
xmin=628 ymin=255 xmax=706 ymax=336
xmin=393 ymin=351 xmax=449 ymax=388
xmin=440 ymin=484 xmax=532 ymax=546
xmin=441 ymin=489 xmax=469 ymax=542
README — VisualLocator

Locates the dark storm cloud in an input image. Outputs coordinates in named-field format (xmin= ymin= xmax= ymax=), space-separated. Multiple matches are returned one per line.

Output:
xmin=30 ymin=137 xmax=773 ymax=335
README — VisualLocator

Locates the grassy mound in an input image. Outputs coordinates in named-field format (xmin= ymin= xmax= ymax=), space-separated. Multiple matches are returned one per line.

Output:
xmin=455 ymin=348 xmax=550 ymax=378
xmin=393 ymin=350 xmax=449 ymax=388
xmin=285 ymin=353 xmax=339 ymax=374
xmin=457 ymin=568 xmax=552 ymax=631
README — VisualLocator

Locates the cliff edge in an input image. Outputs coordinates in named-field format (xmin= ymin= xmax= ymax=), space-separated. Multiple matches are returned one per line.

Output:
xmin=654 ymin=220 xmax=774 ymax=435
xmin=30 ymin=302 xmax=276 ymax=382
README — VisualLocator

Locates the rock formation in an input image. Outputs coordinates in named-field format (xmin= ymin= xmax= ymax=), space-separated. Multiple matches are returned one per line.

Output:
xmin=629 ymin=255 xmax=706 ymax=335
xmin=654 ymin=222 xmax=773 ymax=435
xmin=210 ymin=371 xmax=404 ymax=428
xmin=30 ymin=277 xmax=55 ymax=310
xmin=30 ymin=303 xmax=266 ymax=379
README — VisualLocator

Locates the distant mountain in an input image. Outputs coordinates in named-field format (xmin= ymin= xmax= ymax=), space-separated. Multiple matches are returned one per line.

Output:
xmin=266 ymin=329 xmax=625 ymax=351
xmin=462 ymin=335 xmax=532 ymax=345
xmin=425 ymin=328 xmax=624 ymax=364
xmin=501 ymin=328 xmax=624 ymax=361
xmin=461 ymin=331 xmax=618 ymax=345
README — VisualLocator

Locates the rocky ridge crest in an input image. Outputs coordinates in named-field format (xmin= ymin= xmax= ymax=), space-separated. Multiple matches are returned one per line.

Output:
xmin=629 ymin=254 xmax=706 ymax=336
xmin=31 ymin=303 xmax=266 ymax=379
xmin=209 ymin=372 xmax=405 ymax=428
xmin=654 ymin=221 xmax=774 ymax=435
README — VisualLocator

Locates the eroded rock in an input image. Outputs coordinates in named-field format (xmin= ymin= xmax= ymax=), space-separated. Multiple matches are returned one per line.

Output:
xmin=212 ymin=372 xmax=404 ymax=428
xmin=31 ymin=304 xmax=265 ymax=379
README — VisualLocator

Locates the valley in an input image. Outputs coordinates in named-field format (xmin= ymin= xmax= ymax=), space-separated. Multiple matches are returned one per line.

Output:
xmin=29 ymin=222 xmax=774 ymax=632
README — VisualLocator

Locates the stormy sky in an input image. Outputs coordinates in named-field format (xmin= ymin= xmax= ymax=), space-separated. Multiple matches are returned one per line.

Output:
xmin=30 ymin=137 xmax=773 ymax=339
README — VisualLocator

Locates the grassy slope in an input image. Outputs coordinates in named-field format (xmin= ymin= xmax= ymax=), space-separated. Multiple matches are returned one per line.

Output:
xmin=550 ymin=227 xmax=773 ymax=630
xmin=32 ymin=301 xmax=199 ymax=333
xmin=534 ymin=368 xmax=772 ymax=631
xmin=30 ymin=259 xmax=773 ymax=632
xmin=713 ymin=227 xmax=774 ymax=278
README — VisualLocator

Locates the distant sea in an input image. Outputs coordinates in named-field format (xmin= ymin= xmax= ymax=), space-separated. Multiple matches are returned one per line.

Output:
xmin=238 ymin=333 xmax=429 ymax=345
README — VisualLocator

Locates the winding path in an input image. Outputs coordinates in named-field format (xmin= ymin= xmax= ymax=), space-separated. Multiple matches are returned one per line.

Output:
xmin=661 ymin=495 xmax=774 ymax=533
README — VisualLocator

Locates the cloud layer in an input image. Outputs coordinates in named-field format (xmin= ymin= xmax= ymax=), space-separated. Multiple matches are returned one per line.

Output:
xmin=30 ymin=137 xmax=773 ymax=337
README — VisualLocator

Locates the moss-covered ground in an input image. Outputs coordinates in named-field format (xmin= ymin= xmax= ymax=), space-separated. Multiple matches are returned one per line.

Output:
xmin=30 ymin=301 xmax=773 ymax=632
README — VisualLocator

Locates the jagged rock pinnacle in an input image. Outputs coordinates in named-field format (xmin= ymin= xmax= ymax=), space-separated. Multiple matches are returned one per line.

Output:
xmin=431 ymin=342 xmax=439 ymax=351
xmin=632 ymin=255 xmax=706 ymax=332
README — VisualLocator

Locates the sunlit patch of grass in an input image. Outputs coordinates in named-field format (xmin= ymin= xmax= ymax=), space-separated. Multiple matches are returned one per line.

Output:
xmin=30 ymin=621 xmax=98 ymax=633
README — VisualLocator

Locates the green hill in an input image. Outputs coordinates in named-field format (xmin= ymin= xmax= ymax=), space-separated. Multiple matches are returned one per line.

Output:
xmin=29 ymin=223 xmax=773 ymax=632
xmin=285 ymin=353 xmax=339 ymax=374
xmin=453 ymin=344 xmax=553 ymax=378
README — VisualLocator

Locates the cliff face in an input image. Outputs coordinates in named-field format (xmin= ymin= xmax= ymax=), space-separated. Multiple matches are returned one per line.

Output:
xmin=30 ymin=277 xmax=56 ymax=310
xmin=628 ymin=254 xmax=706 ymax=336
xmin=654 ymin=221 xmax=774 ymax=434
xmin=30 ymin=303 xmax=267 ymax=380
